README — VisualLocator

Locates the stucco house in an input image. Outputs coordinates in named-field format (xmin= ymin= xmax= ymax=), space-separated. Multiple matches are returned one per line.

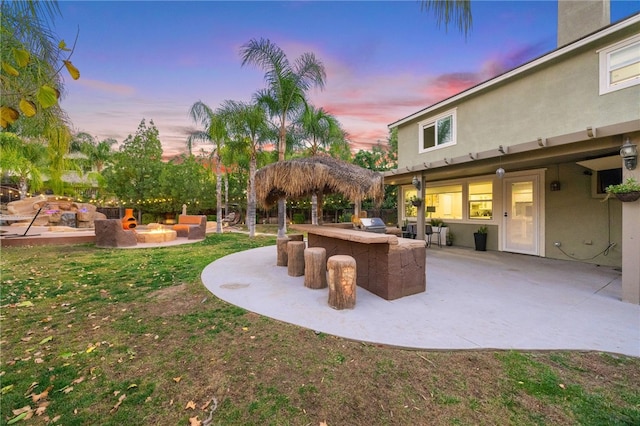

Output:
xmin=386 ymin=2 xmax=640 ymax=304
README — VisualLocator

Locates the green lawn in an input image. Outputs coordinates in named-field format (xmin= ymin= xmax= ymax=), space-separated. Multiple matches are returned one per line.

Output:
xmin=1 ymin=233 xmax=639 ymax=425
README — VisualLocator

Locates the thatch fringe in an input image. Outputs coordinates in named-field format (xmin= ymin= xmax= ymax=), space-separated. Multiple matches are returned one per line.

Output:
xmin=255 ymin=156 xmax=384 ymax=208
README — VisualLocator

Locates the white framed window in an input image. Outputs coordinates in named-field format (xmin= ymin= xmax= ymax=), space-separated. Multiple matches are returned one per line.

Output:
xmin=418 ymin=109 xmax=456 ymax=153
xmin=468 ymin=181 xmax=493 ymax=220
xmin=598 ymin=34 xmax=640 ymax=95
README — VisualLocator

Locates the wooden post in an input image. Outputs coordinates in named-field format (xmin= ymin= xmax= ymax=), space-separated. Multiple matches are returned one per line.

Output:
xmin=304 ymin=247 xmax=327 ymax=289
xmin=327 ymin=255 xmax=356 ymax=309
xmin=287 ymin=241 xmax=306 ymax=277
xmin=276 ymin=237 xmax=289 ymax=266
xmin=288 ymin=233 xmax=304 ymax=242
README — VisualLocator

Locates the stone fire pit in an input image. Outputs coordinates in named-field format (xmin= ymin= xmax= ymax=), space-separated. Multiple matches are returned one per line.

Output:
xmin=135 ymin=228 xmax=177 ymax=243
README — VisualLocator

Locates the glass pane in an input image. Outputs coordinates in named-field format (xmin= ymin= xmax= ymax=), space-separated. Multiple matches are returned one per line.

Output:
xmin=422 ymin=125 xmax=435 ymax=149
xmin=425 ymin=184 xmax=462 ymax=220
xmin=437 ymin=115 xmax=452 ymax=145
xmin=610 ymin=61 xmax=640 ymax=84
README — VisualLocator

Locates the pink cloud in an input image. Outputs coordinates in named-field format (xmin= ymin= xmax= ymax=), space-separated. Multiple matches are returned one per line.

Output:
xmin=76 ymin=79 xmax=136 ymax=96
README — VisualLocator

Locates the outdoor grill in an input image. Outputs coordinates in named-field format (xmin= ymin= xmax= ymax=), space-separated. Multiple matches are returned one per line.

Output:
xmin=358 ymin=217 xmax=387 ymax=234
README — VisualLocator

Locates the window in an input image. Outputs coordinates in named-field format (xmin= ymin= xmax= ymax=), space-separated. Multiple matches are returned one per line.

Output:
xmin=468 ymin=181 xmax=493 ymax=220
xmin=599 ymin=35 xmax=640 ymax=95
xmin=425 ymin=184 xmax=462 ymax=220
xmin=418 ymin=110 xmax=456 ymax=152
xmin=402 ymin=187 xmax=419 ymax=219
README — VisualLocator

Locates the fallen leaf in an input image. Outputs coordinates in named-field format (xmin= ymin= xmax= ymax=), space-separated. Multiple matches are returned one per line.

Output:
xmin=189 ymin=416 xmax=202 ymax=426
xmin=1 ymin=384 xmax=14 ymax=394
xmin=127 ymin=383 xmax=137 ymax=389
xmin=35 ymin=401 xmax=50 ymax=416
xmin=320 ymin=422 xmax=328 ymax=426
xmin=34 ymin=358 xmax=44 ymax=364
xmin=173 ymin=377 xmax=181 ymax=383
xmin=51 ymin=415 xmax=61 ymax=422
xmin=559 ymin=383 xmax=566 ymax=389
xmin=200 ymin=399 xmax=211 ymax=410
xmin=7 ymin=411 xmax=30 ymax=425
xmin=21 ymin=337 xmax=33 ymax=342
xmin=32 ymin=385 xmax=53 ymax=403
xmin=24 ymin=382 xmax=38 ymax=396
xmin=72 ymin=376 xmax=85 ymax=385
xmin=39 ymin=336 xmax=53 ymax=345
xmin=86 ymin=345 xmax=96 ymax=353
xmin=185 ymin=400 xmax=196 ymax=410
xmin=16 ymin=301 xmax=34 ymax=308
xmin=110 ymin=394 xmax=126 ymax=414
xmin=62 ymin=386 xmax=74 ymax=394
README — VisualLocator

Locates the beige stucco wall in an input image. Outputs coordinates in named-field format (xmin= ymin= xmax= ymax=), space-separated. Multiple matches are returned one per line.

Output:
xmin=397 ymin=27 xmax=640 ymax=170
xmin=544 ymin=162 xmax=622 ymax=267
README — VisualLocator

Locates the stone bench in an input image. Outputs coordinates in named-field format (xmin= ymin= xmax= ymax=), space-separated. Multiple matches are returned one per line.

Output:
xmin=95 ymin=219 xmax=137 ymax=248
xmin=172 ymin=215 xmax=207 ymax=240
xmin=291 ymin=224 xmax=426 ymax=301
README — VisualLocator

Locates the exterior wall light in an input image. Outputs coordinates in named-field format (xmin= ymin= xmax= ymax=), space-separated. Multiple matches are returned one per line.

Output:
xmin=620 ymin=138 xmax=638 ymax=170
xmin=412 ymin=175 xmax=421 ymax=191
xmin=496 ymin=167 xmax=505 ymax=178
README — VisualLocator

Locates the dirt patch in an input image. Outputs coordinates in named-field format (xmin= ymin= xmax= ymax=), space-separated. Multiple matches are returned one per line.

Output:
xmin=146 ymin=283 xmax=204 ymax=317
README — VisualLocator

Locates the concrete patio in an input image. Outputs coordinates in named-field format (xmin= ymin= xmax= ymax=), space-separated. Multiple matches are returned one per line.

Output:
xmin=201 ymin=245 xmax=640 ymax=357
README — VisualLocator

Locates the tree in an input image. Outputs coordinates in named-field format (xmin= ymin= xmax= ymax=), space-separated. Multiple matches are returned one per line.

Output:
xmin=1 ymin=0 xmax=80 ymax=129
xmin=297 ymin=104 xmax=345 ymax=224
xmin=420 ymin=0 xmax=473 ymax=38
xmin=220 ymin=99 xmax=271 ymax=238
xmin=0 ymin=131 xmax=47 ymax=198
xmin=102 ymin=119 xmax=164 ymax=212
xmin=240 ymin=38 xmax=327 ymax=237
xmin=188 ymin=101 xmax=228 ymax=234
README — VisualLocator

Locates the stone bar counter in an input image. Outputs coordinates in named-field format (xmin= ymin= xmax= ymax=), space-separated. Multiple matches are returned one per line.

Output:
xmin=291 ymin=224 xmax=426 ymax=300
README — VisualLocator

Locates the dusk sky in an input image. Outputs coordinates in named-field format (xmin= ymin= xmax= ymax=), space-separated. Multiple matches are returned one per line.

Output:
xmin=55 ymin=1 xmax=640 ymax=158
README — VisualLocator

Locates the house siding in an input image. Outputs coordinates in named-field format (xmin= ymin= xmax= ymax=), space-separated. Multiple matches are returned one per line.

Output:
xmin=397 ymin=27 xmax=640 ymax=171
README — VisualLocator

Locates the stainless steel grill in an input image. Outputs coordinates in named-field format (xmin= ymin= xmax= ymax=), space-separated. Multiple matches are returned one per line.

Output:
xmin=358 ymin=217 xmax=387 ymax=234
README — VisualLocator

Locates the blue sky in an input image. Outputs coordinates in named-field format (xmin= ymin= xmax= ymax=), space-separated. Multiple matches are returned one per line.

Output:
xmin=55 ymin=1 xmax=639 ymax=157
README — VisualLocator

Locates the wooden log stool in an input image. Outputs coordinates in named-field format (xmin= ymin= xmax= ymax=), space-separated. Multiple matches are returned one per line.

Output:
xmin=304 ymin=247 xmax=327 ymax=289
xmin=276 ymin=234 xmax=305 ymax=266
xmin=276 ymin=237 xmax=290 ymax=266
xmin=327 ymin=255 xmax=356 ymax=310
xmin=287 ymin=241 xmax=306 ymax=277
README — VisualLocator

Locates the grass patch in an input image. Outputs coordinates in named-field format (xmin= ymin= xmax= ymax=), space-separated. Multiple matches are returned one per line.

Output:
xmin=1 ymin=232 xmax=639 ymax=425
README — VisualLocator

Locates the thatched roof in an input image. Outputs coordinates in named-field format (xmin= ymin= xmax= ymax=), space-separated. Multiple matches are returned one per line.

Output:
xmin=255 ymin=156 xmax=384 ymax=208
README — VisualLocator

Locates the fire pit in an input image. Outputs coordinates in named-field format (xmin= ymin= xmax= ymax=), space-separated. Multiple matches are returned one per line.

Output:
xmin=135 ymin=228 xmax=177 ymax=243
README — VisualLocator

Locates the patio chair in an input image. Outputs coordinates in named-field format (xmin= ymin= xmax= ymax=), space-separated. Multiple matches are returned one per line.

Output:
xmin=425 ymin=225 xmax=441 ymax=247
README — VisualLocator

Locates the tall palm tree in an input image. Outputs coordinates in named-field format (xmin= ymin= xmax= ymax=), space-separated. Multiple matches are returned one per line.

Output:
xmin=219 ymin=99 xmax=271 ymax=238
xmin=188 ymin=101 xmax=228 ymax=234
xmin=420 ymin=0 xmax=473 ymax=37
xmin=240 ymin=38 xmax=327 ymax=237
xmin=298 ymin=104 xmax=344 ymax=224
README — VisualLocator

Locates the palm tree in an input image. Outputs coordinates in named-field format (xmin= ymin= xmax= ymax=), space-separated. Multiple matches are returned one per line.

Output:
xmin=188 ymin=101 xmax=228 ymax=234
xmin=420 ymin=0 xmax=473 ymax=37
xmin=240 ymin=38 xmax=327 ymax=237
xmin=298 ymin=104 xmax=345 ymax=224
xmin=219 ymin=99 xmax=271 ymax=238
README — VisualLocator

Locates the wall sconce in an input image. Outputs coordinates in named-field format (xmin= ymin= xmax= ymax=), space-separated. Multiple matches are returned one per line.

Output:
xmin=587 ymin=127 xmax=595 ymax=138
xmin=412 ymin=175 xmax=421 ymax=191
xmin=620 ymin=138 xmax=638 ymax=170
xmin=498 ymin=145 xmax=507 ymax=154
xmin=537 ymin=137 xmax=546 ymax=147
xmin=469 ymin=152 xmax=477 ymax=160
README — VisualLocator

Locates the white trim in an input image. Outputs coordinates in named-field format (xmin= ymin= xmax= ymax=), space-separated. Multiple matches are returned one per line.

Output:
xmin=598 ymin=34 xmax=640 ymax=95
xmin=389 ymin=14 xmax=640 ymax=129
